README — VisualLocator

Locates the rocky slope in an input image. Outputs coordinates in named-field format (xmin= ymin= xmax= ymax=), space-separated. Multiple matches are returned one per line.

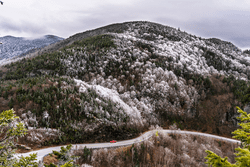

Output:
xmin=0 ymin=21 xmax=250 ymax=148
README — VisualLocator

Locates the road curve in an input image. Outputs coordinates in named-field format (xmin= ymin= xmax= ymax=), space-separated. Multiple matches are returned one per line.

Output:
xmin=14 ymin=130 xmax=241 ymax=162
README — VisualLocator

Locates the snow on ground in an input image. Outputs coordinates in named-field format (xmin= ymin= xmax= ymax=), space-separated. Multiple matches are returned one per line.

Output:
xmin=80 ymin=164 xmax=93 ymax=167
xmin=74 ymin=78 xmax=144 ymax=126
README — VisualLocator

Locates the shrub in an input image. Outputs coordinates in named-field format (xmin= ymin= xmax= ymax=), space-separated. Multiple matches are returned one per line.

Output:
xmin=204 ymin=107 xmax=250 ymax=166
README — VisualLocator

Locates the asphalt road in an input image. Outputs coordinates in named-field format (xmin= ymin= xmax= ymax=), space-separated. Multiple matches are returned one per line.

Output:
xmin=13 ymin=130 xmax=241 ymax=163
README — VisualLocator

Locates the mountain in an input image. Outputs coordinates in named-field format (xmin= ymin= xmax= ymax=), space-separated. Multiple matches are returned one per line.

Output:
xmin=0 ymin=21 xmax=250 ymax=148
xmin=0 ymin=35 xmax=64 ymax=61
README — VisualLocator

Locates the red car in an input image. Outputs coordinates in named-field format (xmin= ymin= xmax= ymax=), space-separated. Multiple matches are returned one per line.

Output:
xmin=110 ymin=140 xmax=117 ymax=143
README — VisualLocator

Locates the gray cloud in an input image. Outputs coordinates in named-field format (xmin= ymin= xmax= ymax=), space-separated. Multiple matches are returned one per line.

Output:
xmin=179 ymin=10 xmax=250 ymax=49
xmin=0 ymin=0 xmax=249 ymax=49
xmin=0 ymin=17 xmax=49 ymax=37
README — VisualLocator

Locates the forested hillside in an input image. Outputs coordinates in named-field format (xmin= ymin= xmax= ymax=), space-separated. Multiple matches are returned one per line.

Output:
xmin=0 ymin=21 xmax=249 ymax=149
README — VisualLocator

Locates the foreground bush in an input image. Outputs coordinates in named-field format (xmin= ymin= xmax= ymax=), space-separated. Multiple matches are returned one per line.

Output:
xmin=0 ymin=109 xmax=77 ymax=167
xmin=205 ymin=107 xmax=250 ymax=166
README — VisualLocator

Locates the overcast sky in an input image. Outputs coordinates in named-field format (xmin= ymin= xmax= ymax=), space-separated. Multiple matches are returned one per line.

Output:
xmin=0 ymin=0 xmax=250 ymax=50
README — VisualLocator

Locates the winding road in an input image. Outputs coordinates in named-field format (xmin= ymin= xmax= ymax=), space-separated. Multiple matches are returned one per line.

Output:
xmin=14 ymin=130 xmax=241 ymax=163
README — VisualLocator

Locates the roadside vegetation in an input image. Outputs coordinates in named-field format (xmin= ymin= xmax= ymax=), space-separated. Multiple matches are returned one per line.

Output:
xmin=56 ymin=107 xmax=250 ymax=167
xmin=72 ymin=125 xmax=238 ymax=167
xmin=1 ymin=107 xmax=248 ymax=167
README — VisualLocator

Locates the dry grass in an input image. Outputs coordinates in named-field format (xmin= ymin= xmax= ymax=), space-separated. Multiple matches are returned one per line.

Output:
xmin=73 ymin=130 xmax=238 ymax=167
xmin=43 ymin=154 xmax=59 ymax=166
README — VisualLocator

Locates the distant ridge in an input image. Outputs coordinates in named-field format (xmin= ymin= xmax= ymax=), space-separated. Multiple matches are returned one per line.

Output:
xmin=0 ymin=35 xmax=63 ymax=60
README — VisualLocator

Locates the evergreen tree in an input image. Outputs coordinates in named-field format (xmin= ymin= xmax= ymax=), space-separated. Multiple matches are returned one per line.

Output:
xmin=0 ymin=109 xmax=29 ymax=166
xmin=0 ymin=109 xmax=78 ymax=167
xmin=204 ymin=107 xmax=250 ymax=166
